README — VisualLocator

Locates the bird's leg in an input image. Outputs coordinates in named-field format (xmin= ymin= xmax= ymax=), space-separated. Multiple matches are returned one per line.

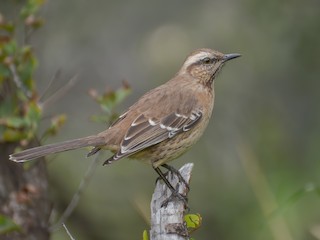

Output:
xmin=161 ymin=164 xmax=190 ymax=191
xmin=155 ymin=164 xmax=190 ymax=191
xmin=155 ymin=167 xmax=169 ymax=184
xmin=153 ymin=166 xmax=188 ymax=208
xmin=154 ymin=167 xmax=176 ymax=192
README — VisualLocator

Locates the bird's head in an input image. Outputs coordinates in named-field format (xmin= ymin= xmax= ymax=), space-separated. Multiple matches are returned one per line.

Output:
xmin=179 ymin=48 xmax=241 ymax=87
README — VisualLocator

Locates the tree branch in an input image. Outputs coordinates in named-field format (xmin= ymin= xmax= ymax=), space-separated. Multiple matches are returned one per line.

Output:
xmin=39 ymin=74 xmax=79 ymax=110
xmin=150 ymin=163 xmax=193 ymax=240
xmin=9 ymin=63 xmax=32 ymax=98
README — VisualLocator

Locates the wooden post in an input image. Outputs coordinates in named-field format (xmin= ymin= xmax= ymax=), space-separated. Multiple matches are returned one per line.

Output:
xmin=150 ymin=163 xmax=193 ymax=240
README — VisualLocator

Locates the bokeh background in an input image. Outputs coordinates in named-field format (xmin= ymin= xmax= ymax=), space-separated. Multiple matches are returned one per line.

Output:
xmin=3 ymin=0 xmax=320 ymax=239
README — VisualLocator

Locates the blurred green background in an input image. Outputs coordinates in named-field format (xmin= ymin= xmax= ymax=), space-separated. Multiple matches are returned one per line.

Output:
xmin=3 ymin=0 xmax=320 ymax=239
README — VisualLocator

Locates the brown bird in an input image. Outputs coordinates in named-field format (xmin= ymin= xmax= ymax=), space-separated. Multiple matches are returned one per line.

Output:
xmin=10 ymin=48 xmax=240 ymax=198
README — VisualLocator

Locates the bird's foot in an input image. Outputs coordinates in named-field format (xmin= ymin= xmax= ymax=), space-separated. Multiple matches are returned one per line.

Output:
xmin=161 ymin=190 xmax=189 ymax=211
xmin=157 ymin=164 xmax=190 ymax=191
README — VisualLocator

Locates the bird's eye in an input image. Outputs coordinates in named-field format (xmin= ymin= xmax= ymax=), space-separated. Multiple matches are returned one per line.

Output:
xmin=202 ymin=57 xmax=212 ymax=64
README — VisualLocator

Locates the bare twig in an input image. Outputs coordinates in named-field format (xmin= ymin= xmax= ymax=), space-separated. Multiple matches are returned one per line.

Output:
xmin=62 ymin=223 xmax=76 ymax=240
xmin=39 ymin=74 xmax=79 ymax=109
xmin=9 ymin=63 xmax=32 ymax=98
xmin=150 ymin=163 xmax=193 ymax=240
xmin=50 ymin=152 xmax=100 ymax=231
xmin=38 ymin=69 xmax=61 ymax=102
xmin=23 ymin=26 xmax=35 ymax=45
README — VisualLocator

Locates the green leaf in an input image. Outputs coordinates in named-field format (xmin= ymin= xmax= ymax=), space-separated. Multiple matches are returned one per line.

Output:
xmin=2 ymin=40 xmax=17 ymax=55
xmin=0 ymin=96 xmax=16 ymax=117
xmin=142 ymin=230 xmax=149 ymax=240
xmin=113 ymin=85 xmax=132 ymax=106
xmin=184 ymin=213 xmax=202 ymax=234
xmin=89 ymin=84 xmax=131 ymax=124
xmin=25 ymin=101 xmax=41 ymax=126
xmin=96 ymin=85 xmax=131 ymax=114
xmin=20 ymin=0 xmax=45 ymax=19
xmin=17 ymin=47 xmax=38 ymax=91
xmin=2 ymin=129 xmax=26 ymax=142
xmin=0 ymin=64 xmax=11 ymax=81
xmin=0 ymin=22 xmax=15 ymax=33
xmin=1 ymin=117 xmax=27 ymax=128
xmin=0 ymin=214 xmax=21 ymax=235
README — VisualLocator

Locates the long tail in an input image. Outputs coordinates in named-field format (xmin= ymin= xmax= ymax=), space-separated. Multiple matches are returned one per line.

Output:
xmin=9 ymin=135 xmax=106 ymax=163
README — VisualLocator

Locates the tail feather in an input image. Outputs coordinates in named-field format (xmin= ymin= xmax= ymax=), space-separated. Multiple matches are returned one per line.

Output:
xmin=9 ymin=135 xmax=106 ymax=163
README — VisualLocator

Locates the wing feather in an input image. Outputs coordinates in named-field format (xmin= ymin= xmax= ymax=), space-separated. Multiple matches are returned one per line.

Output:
xmin=108 ymin=109 xmax=203 ymax=162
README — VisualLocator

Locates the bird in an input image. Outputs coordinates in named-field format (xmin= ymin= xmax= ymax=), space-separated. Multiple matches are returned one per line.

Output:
xmin=9 ymin=48 xmax=240 ymax=201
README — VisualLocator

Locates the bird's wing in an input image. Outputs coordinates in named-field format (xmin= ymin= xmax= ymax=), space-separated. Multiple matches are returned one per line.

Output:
xmin=104 ymin=109 xmax=202 ymax=164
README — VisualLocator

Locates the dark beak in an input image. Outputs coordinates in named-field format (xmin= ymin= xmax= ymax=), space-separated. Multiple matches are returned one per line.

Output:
xmin=223 ymin=53 xmax=241 ymax=62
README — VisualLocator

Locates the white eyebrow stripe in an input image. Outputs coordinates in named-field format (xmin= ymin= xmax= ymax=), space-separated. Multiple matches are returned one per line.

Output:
xmin=183 ymin=52 xmax=211 ymax=66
